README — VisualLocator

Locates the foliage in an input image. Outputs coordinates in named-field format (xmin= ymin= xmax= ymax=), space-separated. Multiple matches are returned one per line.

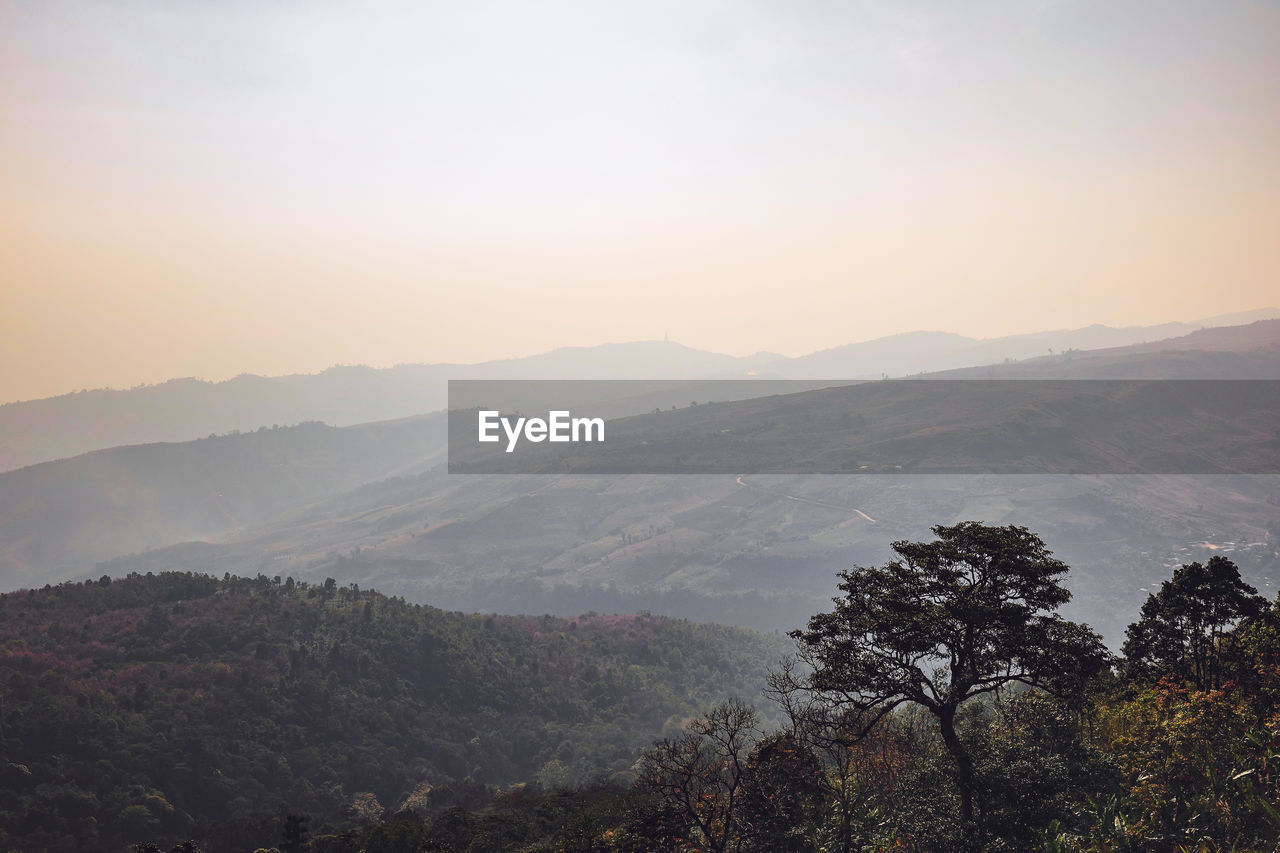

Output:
xmin=1047 ymin=557 xmax=1280 ymax=852
xmin=969 ymin=692 xmax=1117 ymax=851
xmin=787 ymin=522 xmax=1109 ymax=845
xmin=1123 ymin=556 xmax=1267 ymax=690
xmin=636 ymin=700 xmax=760 ymax=853
xmin=737 ymin=731 xmax=826 ymax=851
xmin=9 ymin=534 xmax=1280 ymax=852
xmin=0 ymin=571 xmax=786 ymax=851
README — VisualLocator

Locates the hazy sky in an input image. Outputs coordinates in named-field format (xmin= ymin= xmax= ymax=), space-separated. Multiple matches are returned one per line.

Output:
xmin=3 ymin=0 xmax=1278 ymax=402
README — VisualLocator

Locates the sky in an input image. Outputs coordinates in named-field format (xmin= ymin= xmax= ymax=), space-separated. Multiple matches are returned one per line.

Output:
xmin=2 ymin=0 xmax=1278 ymax=403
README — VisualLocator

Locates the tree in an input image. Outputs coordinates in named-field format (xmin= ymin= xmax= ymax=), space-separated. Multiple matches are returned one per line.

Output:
xmin=280 ymin=814 xmax=309 ymax=853
xmin=767 ymin=657 xmax=902 ymax=853
xmin=636 ymin=700 xmax=759 ymax=853
xmin=787 ymin=522 xmax=1108 ymax=847
xmin=738 ymin=731 xmax=825 ymax=852
xmin=1123 ymin=555 xmax=1267 ymax=690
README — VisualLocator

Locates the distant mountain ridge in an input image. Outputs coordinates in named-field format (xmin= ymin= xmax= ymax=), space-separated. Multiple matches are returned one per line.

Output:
xmin=0 ymin=415 xmax=447 ymax=588
xmin=767 ymin=309 xmax=1280 ymax=379
xmin=0 ymin=308 xmax=1276 ymax=472
xmin=2 ymin=321 xmax=1279 ymax=643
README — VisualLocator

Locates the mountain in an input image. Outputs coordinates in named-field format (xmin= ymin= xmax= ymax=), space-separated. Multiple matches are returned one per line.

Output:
xmin=470 ymin=340 xmax=786 ymax=378
xmin=0 ymin=572 xmax=789 ymax=851
xmin=2 ymin=310 xmax=1274 ymax=472
xmin=0 ymin=415 xmax=447 ymax=589
xmin=0 ymin=344 xmax=779 ymax=473
xmin=1 ymin=320 xmax=1277 ymax=643
xmin=762 ymin=330 xmax=975 ymax=378
xmin=934 ymin=319 xmax=1280 ymax=378
xmin=9 ymin=326 xmax=1264 ymax=643
xmin=769 ymin=311 xmax=1280 ymax=379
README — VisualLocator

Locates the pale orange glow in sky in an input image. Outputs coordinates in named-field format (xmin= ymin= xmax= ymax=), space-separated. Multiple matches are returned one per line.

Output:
xmin=2 ymin=0 xmax=1279 ymax=402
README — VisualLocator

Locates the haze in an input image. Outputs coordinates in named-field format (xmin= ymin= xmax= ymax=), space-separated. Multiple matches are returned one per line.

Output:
xmin=3 ymin=0 xmax=1279 ymax=403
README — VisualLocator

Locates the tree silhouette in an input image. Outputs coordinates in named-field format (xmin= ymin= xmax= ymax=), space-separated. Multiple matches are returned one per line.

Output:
xmin=787 ymin=522 xmax=1108 ymax=847
xmin=1123 ymin=555 xmax=1267 ymax=690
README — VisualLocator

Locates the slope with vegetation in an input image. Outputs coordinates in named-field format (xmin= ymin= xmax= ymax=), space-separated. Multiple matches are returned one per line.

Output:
xmin=0 ymin=573 xmax=788 ymax=851
xmin=0 ymin=416 xmax=447 ymax=588
xmin=291 ymin=529 xmax=1280 ymax=852
xmin=10 ymin=525 xmax=1280 ymax=851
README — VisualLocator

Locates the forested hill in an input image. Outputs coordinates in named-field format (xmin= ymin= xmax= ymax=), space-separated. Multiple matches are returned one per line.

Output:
xmin=0 ymin=573 xmax=788 ymax=851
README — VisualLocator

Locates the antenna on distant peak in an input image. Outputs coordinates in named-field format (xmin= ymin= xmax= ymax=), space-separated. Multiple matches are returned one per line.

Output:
xmin=664 ymin=331 xmax=669 ymax=342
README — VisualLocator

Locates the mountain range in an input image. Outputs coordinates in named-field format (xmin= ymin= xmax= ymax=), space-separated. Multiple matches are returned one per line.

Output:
xmin=2 ymin=307 xmax=1274 ymax=472
xmin=3 ymin=317 xmax=1277 ymax=645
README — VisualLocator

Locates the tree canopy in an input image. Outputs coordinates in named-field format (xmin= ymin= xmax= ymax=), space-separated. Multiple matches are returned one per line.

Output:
xmin=1122 ymin=554 xmax=1267 ymax=690
xmin=787 ymin=522 xmax=1109 ymax=842
xmin=12 ymin=532 xmax=1280 ymax=851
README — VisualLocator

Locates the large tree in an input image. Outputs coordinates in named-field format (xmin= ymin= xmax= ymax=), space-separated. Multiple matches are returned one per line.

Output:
xmin=1123 ymin=555 xmax=1267 ymax=690
xmin=787 ymin=522 xmax=1108 ymax=845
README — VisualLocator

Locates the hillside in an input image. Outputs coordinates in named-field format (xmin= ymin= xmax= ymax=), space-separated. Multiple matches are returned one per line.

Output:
xmin=0 ymin=416 xmax=448 ymax=589
xmin=117 ymin=467 xmax=1277 ymax=644
xmin=1 ymin=329 xmax=1277 ymax=642
xmin=451 ymin=379 xmax=1280 ymax=475
xmin=0 ymin=572 xmax=790 ymax=851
